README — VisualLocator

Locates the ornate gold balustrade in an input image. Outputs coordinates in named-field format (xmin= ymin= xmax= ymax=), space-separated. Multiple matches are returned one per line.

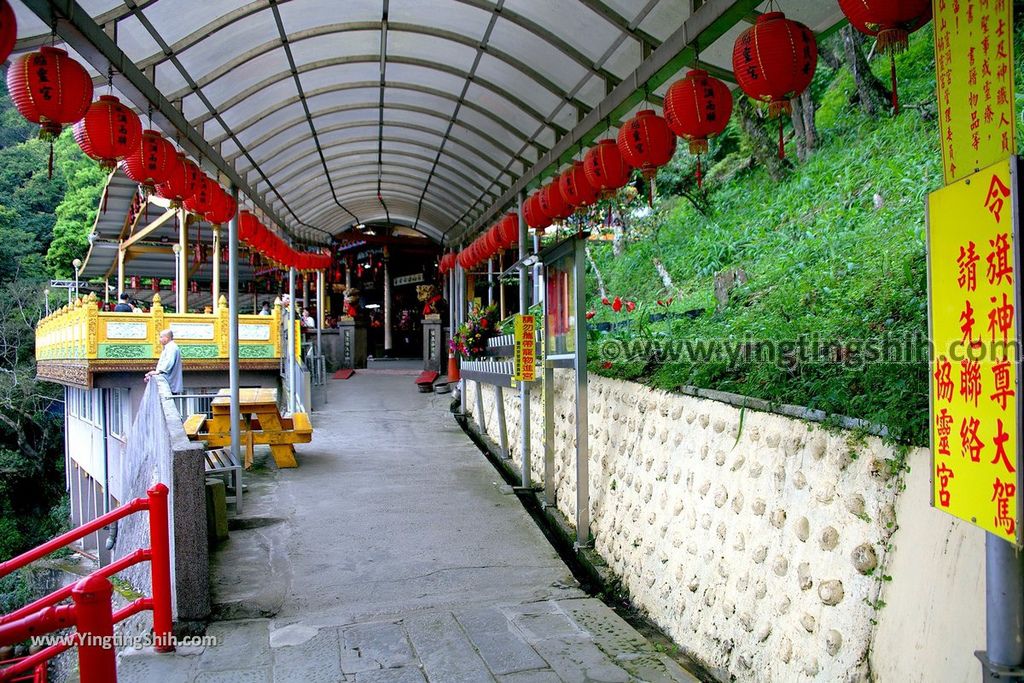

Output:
xmin=35 ymin=293 xmax=295 ymax=388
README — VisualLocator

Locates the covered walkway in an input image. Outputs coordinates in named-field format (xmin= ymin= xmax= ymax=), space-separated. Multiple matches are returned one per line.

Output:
xmin=117 ymin=370 xmax=698 ymax=682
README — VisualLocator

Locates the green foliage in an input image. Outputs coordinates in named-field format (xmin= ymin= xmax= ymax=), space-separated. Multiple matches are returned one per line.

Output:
xmin=586 ymin=27 xmax=966 ymax=445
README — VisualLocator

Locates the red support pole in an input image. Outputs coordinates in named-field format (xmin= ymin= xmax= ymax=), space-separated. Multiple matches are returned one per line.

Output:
xmin=146 ymin=484 xmax=174 ymax=653
xmin=70 ymin=576 xmax=116 ymax=683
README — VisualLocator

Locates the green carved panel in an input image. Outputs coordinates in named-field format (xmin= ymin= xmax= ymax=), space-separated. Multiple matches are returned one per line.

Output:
xmin=98 ymin=343 xmax=153 ymax=359
xmin=239 ymin=344 xmax=276 ymax=359
xmin=178 ymin=344 xmax=220 ymax=359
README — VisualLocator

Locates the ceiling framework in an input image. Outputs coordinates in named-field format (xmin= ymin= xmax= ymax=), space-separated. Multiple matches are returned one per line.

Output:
xmin=12 ymin=0 xmax=846 ymax=247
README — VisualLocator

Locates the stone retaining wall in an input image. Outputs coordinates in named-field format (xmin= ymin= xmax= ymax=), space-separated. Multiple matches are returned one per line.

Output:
xmin=467 ymin=374 xmax=984 ymax=682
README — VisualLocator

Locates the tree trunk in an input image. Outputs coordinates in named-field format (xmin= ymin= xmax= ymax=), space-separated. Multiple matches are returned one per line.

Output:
xmin=841 ymin=26 xmax=891 ymax=117
xmin=735 ymin=97 xmax=789 ymax=182
xmin=585 ymin=245 xmax=608 ymax=300
xmin=652 ymin=258 xmax=678 ymax=299
xmin=790 ymin=90 xmax=818 ymax=163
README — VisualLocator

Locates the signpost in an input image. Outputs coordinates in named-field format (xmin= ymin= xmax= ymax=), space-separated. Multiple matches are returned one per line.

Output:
xmin=934 ymin=0 xmax=1016 ymax=186
xmin=928 ymin=157 xmax=1022 ymax=543
xmin=513 ymin=314 xmax=536 ymax=383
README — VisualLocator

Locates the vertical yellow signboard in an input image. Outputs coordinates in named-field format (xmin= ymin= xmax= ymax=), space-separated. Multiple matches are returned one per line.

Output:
xmin=928 ymin=157 xmax=1022 ymax=543
xmin=513 ymin=314 xmax=536 ymax=382
xmin=934 ymin=0 xmax=1016 ymax=185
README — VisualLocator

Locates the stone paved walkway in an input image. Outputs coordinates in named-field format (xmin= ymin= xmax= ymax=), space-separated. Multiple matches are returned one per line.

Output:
xmin=118 ymin=370 xmax=697 ymax=682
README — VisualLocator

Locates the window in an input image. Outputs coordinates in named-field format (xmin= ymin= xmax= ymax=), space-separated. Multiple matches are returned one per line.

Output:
xmin=109 ymin=389 xmax=130 ymax=440
xmin=67 ymin=388 xmax=78 ymax=418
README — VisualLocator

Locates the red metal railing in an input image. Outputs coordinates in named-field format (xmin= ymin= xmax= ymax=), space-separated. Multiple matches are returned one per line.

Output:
xmin=0 ymin=484 xmax=174 ymax=682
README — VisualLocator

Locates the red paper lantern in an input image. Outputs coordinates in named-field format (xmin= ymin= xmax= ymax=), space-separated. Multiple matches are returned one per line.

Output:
xmin=732 ymin=12 xmax=817 ymax=157
xmin=617 ymin=110 xmax=676 ymax=180
xmin=485 ymin=224 xmax=505 ymax=254
xmin=120 ymin=129 xmax=176 ymax=189
xmin=584 ymin=140 xmax=631 ymax=196
xmin=498 ymin=212 xmax=520 ymax=248
xmin=205 ymin=184 xmax=237 ymax=224
xmin=539 ymin=181 xmax=572 ymax=221
xmin=665 ymin=70 xmax=733 ymax=155
xmin=559 ymin=161 xmax=599 ymax=210
xmin=155 ymin=153 xmax=199 ymax=205
xmin=0 ymin=1 xmax=16 ymax=65
xmin=73 ymin=95 xmax=143 ymax=169
xmin=523 ymin=192 xmax=551 ymax=232
xmin=838 ymin=0 xmax=931 ymax=112
xmin=183 ymin=173 xmax=216 ymax=216
xmin=6 ymin=46 xmax=93 ymax=139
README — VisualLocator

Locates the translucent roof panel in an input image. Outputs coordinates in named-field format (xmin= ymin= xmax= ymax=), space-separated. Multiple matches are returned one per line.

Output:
xmin=11 ymin=0 xmax=848 ymax=241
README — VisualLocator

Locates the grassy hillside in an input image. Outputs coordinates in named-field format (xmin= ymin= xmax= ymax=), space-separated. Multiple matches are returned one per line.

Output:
xmin=586 ymin=24 xmax=1022 ymax=447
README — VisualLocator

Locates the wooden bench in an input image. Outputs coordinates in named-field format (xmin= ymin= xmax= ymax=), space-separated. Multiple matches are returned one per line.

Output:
xmin=184 ymin=388 xmax=313 ymax=469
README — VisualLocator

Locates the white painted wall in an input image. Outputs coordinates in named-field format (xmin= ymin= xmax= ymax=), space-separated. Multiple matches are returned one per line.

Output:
xmin=468 ymin=374 xmax=985 ymax=682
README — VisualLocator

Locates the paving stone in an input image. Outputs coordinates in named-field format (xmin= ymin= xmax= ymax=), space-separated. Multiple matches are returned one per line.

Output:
xmin=507 ymin=601 xmax=587 ymax=642
xmin=405 ymin=611 xmax=496 ymax=681
xmin=527 ymin=638 xmax=631 ymax=683
xmin=454 ymin=606 xmax=548 ymax=675
xmin=272 ymin=626 xmax=343 ymax=682
xmin=342 ymin=620 xmax=415 ymax=672
xmin=117 ymin=648 xmax=199 ymax=682
xmin=194 ymin=669 xmax=271 ymax=682
xmin=496 ymin=670 xmax=563 ymax=683
xmin=355 ymin=666 xmax=429 ymax=683
xmin=197 ymin=619 xmax=271 ymax=671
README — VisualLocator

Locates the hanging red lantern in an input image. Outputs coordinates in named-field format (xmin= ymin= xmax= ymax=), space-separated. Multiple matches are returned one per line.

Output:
xmin=239 ymin=210 xmax=260 ymax=243
xmin=6 ymin=46 xmax=93 ymax=139
xmin=664 ymin=69 xmax=733 ymax=187
xmin=617 ymin=110 xmax=676 ymax=180
xmin=732 ymin=12 xmax=817 ymax=158
xmin=523 ymin=191 xmax=551 ymax=233
xmin=584 ymin=140 xmax=631 ymax=197
xmin=498 ymin=212 xmax=520 ymax=248
xmin=559 ymin=161 xmax=599 ymax=210
xmin=0 ymin=1 xmax=16 ymax=65
xmin=155 ymin=153 xmax=199 ymax=205
xmin=539 ymin=180 xmax=572 ymax=222
xmin=485 ymin=224 xmax=504 ymax=254
xmin=183 ymin=173 xmax=216 ymax=216
xmin=205 ymin=184 xmax=237 ymax=224
xmin=120 ymin=129 xmax=176 ymax=190
xmin=838 ymin=0 xmax=931 ymax=113
xmin=73 ymin=95 xmax=143 ymax=169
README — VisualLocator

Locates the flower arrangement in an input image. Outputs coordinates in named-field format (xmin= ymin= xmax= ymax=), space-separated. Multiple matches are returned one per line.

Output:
xmin=450 ymin=303 xmax=499 ymax=360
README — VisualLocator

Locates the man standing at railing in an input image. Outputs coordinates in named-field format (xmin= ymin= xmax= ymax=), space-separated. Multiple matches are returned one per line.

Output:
xmin=145 ymin=329 xmax=183 ymax=394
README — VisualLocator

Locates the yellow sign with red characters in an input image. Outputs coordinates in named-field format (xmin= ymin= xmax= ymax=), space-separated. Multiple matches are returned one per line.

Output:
xmin=513 ymin=314 xmax=536 ymax=382
xmin=928 ymin=157 xmax=1022 ymax=543
xmin=934 ymin=0 xmax=1016 ymax=185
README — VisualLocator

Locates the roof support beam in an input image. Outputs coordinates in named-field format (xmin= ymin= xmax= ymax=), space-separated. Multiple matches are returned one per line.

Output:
xmin=121 ymin=208 xmax=177 ymax=250
xmin=450 ymin=0 xmax=761 ymax=244
xmin=19 ymin=0 xmax=328 ymax=244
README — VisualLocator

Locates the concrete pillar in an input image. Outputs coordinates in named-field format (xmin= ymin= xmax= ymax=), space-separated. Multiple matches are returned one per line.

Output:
xmin=383 ymin=247 xmax=393 ymax=353
xmin=178 ymin=208 xmax=188 ymax=313
xmin=212 ymin=225 xmax=221 ymax=313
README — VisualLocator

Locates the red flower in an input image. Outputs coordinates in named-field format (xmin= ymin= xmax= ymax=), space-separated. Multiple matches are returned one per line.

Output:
xmin=602 ymin=297 xmax=610 ymax=306
xmin=612 ymin=296 xmax=622 ymax=312
xmin=585 ymin=310 xmax=595 ymax=319
xmin=480 ymin=318 xmax=488 ymax=328
xmin=602 ymin=361 xmax=613 ymax=369
xmin=657 ymin=300 xmax=664 ymax=307
xmin=625 ymin=301 xmax=636 ymax=312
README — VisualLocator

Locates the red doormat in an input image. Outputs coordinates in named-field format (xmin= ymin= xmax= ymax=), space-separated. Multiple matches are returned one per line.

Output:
xmin=332 ymin=369 xmax=355 ymax=380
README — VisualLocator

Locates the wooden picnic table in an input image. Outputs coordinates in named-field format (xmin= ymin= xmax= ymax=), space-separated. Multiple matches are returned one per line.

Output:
xmin=184 ymin=387 xmax=312 ymax=469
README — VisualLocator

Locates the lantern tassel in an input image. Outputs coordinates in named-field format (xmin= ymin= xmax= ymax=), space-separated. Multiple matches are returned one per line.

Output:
xmin=695 ymin=155 xmax=703 ymax=190
xmin=778 ymin=117 xmax=785 ymax=160
xmin=889 ymin=53 xmax=900 ymax=115
xmin=47 ymin=142 xmax=54 ymax=180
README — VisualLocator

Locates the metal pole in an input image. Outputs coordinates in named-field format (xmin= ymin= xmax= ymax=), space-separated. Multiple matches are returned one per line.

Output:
xmin=228 ymin=187 xmax=242 ymax=505
xmin=288 ymin=266 xmax=296 ymax=414
xmin=178 ymin=208 xmax=188 ymax=313
xmin=572 ymin=237 xmax=590 ymax=544
xmin=383 ymin=248 xmax=393 ymax=355
xmin=982 ymin=533 xmax=1024 ymax=681
xmin=212 ymin=225 xmax=221 ymax=313
xmin=518 ymin=191 xmax=531 ymax=488
xmin=117 ymin=247 xmax=125 ymax=298
xmin=488 ymin=257 xmax=494 ymax=306
xmin=146 ymin=483 xmax=174 ymax=652
xmin=458 ymin=262 xmax=466 ymax=415
xmin=70 ymin=575 xmax=118 ymax=677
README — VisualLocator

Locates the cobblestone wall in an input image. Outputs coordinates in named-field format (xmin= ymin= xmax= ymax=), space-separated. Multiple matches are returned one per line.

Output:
xmin=468 ymin=374 xmax=984 ymax=681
